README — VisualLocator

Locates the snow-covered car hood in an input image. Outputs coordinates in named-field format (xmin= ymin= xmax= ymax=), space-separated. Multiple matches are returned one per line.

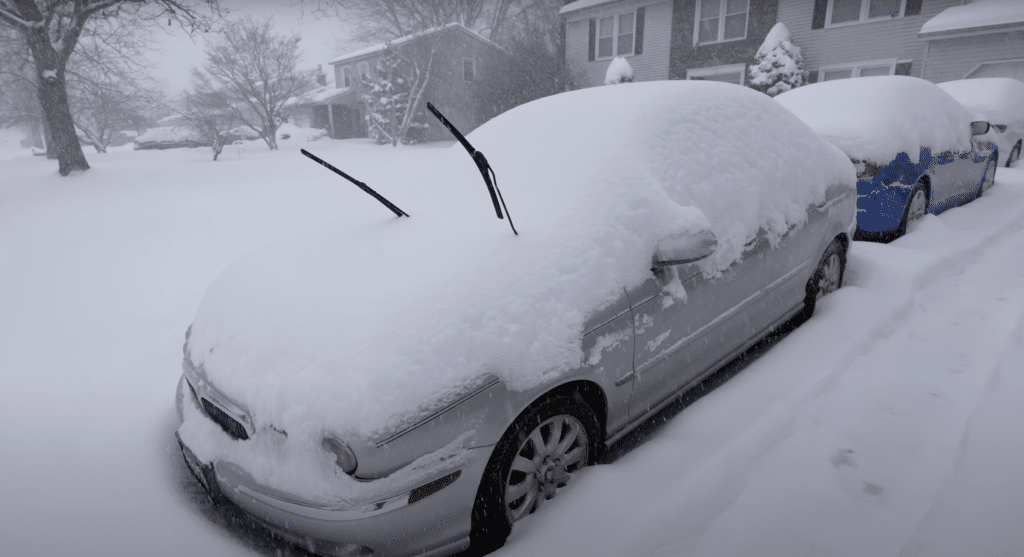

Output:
xmin=186 ymin=81 xmax=855 ymax=444
xmin=775 ymin=75 xmax=976 ymax=165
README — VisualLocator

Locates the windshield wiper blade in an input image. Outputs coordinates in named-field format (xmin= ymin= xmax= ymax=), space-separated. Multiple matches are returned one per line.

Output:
xmin=301 ymin=149 xmax=408 ymax=218
xmin=426 ymin=103 xmax=517 ymax=235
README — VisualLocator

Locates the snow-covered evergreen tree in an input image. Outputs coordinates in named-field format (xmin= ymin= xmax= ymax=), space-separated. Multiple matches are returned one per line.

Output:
xmin=361 ymin=44 xmax=426 ymax=146
xmin=747 ymin=23 xmax=809 ymax=97
xmin=604 ymin=56 xmax=634 ymax=85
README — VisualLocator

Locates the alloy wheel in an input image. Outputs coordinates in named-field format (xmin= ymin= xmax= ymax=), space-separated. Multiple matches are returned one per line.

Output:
xmin=816 ymin=253 xmax=842 ymax=301
xmin=504 ymin=414 xmax=589 ymax=524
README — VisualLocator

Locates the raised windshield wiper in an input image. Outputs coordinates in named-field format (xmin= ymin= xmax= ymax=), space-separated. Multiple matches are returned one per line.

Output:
xmin=301 ymin=149 xmax=409 ymax=218
xmin=426 ymin=103 xmax=517 ymax=235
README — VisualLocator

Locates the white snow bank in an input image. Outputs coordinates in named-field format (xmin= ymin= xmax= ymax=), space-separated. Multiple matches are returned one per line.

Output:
xmin=920 ymin=0 xmax=1024 ymax=35
xmin=775 ymin=76 xmax=975 ymax=164
xmin=604 ymin=56 xmax=634 ymax=85
xmin=937 ymin=78 xmax=1024 ymax=124
xmin=276 ymin=121 xmax=328 ymax=142
xmin=185 ymin=81 xmax=855 ymax=475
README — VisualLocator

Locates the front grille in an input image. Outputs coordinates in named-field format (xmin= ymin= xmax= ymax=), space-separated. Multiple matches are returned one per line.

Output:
xmin=201 ymin=398 xmax=249 ymax=440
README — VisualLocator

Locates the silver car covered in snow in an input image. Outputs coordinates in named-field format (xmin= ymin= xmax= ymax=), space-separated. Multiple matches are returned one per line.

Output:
xmin=174 ymin=81 xmax=856 ymax=557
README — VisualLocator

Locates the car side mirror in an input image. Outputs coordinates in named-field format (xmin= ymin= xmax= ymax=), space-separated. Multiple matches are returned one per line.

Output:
xmin=653 ymin=228 xmax=717 ymax=268
xmin=971 ymin=121 xmax=991 ymax=136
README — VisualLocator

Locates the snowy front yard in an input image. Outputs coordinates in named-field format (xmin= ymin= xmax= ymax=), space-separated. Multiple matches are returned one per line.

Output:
xmin=2 ymin=139 xmax=1023 ymax=556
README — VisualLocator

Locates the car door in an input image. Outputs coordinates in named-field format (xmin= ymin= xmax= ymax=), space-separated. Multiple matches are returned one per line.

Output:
xmin=626 ymin=244 xmax=767 ymax=418
xmin=579 ymin=288 xmax=636 ymax=435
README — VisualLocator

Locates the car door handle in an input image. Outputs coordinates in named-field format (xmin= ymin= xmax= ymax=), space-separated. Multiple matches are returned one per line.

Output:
xmin=614 ymin=371 xmax=635 ymax=386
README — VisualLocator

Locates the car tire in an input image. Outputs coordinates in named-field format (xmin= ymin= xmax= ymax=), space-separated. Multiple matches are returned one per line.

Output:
xmin=1007 ymin=141 xmax=1020 ymax=168
xmin=467 ymin=391 xmax=600 ymax=555
xmin=976 ymin=153 xmax=998 ymax=199
xmin=896 ymin=180 xmax=929 ymax=239
xmin=802 ymin=238 xmax=846 ymax=320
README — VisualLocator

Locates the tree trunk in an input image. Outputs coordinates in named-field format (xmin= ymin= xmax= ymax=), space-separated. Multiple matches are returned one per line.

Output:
xmin=23 ymin=26 xmax=90 ymax=175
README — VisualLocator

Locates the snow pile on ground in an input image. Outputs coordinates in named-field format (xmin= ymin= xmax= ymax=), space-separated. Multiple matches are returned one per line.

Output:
xmin=135 ymin=125 xmax=200 ymax=144
xmin=747 ymin=22 xmax=808 ymax=97
xmin=775 ymin=76 xmax=976 ymax=164
xmin=920 ymin=0 xmax=1024 ymax=35
xmin=604 ymin=56 xmax=634 ymax=85
xmin=937 ymin=77 xmax=1024 ymax=124
xmin=183 ymin=80 xmax=854 ymax=497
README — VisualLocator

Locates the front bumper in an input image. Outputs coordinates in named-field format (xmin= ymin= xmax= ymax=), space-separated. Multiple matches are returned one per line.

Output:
xmin=174 ymin=375 xmax=493 ymax=557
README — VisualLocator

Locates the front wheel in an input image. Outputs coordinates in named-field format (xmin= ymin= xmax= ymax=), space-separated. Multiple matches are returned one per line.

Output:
xmin=976 ymin=153 xmax=998 ymax=199
xmin=468 ymin=393 xmax=599 ymax=555
xmin=1006 ymin=141 xmax=1020 ymax=167
xmin=802 ymin=238 xmax=846 ymax=319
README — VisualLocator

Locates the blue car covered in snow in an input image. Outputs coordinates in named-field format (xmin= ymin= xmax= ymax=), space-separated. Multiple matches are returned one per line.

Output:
xmin=776 ymin=76 xmax=999 ymax=242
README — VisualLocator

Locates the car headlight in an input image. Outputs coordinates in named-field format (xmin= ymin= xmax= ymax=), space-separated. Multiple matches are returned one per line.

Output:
xmin=321 ymin=436 xmax=358 ymax=475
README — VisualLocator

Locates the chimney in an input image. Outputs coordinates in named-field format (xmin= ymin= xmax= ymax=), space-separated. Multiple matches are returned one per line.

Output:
xmin=317 ymin=64 xmax=327 ymax=86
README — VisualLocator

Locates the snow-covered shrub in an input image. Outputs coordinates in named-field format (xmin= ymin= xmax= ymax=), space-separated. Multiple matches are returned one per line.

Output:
xmin=604 ymin=56 xmax=634 ymax=85
xmin=747 ymin=23 xmax=809 ymax=97
xmin=361 ymin=44 xmax=427 ymax=146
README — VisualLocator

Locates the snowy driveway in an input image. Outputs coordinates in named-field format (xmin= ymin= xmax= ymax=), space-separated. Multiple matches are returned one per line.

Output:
xmin=2 ymin=143 xmax=1022 ymax=557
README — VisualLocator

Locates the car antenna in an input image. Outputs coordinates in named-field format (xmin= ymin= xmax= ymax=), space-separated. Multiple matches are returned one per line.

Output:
xmin=301 ymin=149 xmax=409 ymax=218
xmin=426 ymin=103 xmax=517 ymax=235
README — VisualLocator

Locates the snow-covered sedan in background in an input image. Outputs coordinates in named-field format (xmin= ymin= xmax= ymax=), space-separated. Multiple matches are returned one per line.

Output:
xmin=775 ymin=76 xmax=999 ymax=242
xmin=174 ymin=81 xmax=856 ymax=557
xmin=938 ymin=77 xmax=1024 ymax=168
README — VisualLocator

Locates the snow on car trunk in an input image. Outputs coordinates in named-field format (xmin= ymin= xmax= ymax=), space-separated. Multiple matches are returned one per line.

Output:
xmin=183 ymin=81 xmax=854 ymax=489
xmin=774 ymin=76 xmax=976 ymax=165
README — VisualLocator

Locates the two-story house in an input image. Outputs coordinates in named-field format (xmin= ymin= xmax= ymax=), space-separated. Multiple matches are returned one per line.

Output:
xmin=560 ymin=0 xmax=779 ymax=87
xmin=292 ymin=24 xmax=506 ymax=141
xmin=918 ymin=0 xmax=1024 ymax=83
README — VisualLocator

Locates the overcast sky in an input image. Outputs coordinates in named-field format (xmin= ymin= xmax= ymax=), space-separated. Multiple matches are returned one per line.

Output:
xmin=149 ymin=0 xmax=357 ymax=95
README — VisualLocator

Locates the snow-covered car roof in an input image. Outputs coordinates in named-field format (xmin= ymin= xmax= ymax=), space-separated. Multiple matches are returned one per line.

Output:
xmin=187 ymin=81 xmax=854 ymax=446
xmin=936 ymin=78 xmax=1024 ymax=125
xmin=774 ymin=76 xmax=976 ymax=165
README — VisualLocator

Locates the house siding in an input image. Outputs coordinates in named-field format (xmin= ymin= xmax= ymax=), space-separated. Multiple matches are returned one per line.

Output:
xmin=564 ymin=0 xmax=674 ymax=87
xmin=669 ymin=0 xmax=780 ymax=80
xmin=777 ymin=0 xmax=961 ymax=80
xmin=923 ymin=31 xmax=1024 ymax=83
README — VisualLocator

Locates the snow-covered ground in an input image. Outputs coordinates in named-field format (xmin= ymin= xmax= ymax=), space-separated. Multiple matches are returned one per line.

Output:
xmin=2 ymin=138 xmax=1023 ymax=557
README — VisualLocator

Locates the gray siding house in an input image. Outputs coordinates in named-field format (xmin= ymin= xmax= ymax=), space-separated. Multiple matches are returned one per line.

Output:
xmin=292 ymin=24 xmax=506 ymax=141
xmin=776 ymin=0 xmax=960 ymax=82
xmin=918 ymin=1 xmax=1024 ymax=83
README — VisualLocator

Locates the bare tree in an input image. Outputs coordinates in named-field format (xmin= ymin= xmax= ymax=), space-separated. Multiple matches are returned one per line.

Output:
xmin=194 ymin=17 xmax=311 ymax=151
xmin=0 ymin=0 xmax=221 ymax=175
xmin=177 ymin=88 xmax=236 ymax=160
xmin=0 ymin=25 xmax=47 ymax=149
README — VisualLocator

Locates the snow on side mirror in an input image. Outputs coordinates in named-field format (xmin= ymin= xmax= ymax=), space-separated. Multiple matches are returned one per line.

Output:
xmin=970 ymin=121 xmax=991 ymax=136
xmin=653 ymin=228 xmax=718 ymax=268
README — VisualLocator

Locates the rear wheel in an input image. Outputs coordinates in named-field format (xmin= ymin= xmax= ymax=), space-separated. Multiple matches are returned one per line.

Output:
xmin=468 ymin=393 xmax=599 ymax=555
xmin=896 ymin=181 xmax=929 ymax=238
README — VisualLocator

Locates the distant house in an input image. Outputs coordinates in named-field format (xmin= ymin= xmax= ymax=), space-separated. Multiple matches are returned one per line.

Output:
xmin=562 ymin=0 xmax=782 ymax=86
xmin=291 ymin=24 xmax=507 ymax=142
xmin=918 ymin=0 xmax=1024 ymax=83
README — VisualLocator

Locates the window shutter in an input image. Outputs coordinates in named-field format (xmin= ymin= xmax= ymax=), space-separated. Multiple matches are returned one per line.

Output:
xmin=635 ymin=7 xmax=645 ymax=55
xmin=905 ymin=0 xmax=923 ymax=16
xmin=588 ymin=18 xmax=596 ymax=62
xmin=895 ymin=61 xmax=912 ymax=76
xmin=812 ymin=0 xmax=828 ymax=29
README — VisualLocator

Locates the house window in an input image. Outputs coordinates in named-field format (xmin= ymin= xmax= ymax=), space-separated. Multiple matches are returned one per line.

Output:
xmin=696 ymin=0 xmax=748 ymax=45
xmin=686 ymin=63 xmax=746 ymax=85
xmin=596 ymin=10 xmax=637 ymax=59
xmin=827 ymin=0 xmax=905 ymax=27
xmin=818 ymin=59 xmax=899 ymax=81
xmin=463 ymin=58 xmax=475 ymax=82
xmin=342 ymin=66 xmax=352 ymax=88
xmin=358 ymin=62 xmax=370 ymax=82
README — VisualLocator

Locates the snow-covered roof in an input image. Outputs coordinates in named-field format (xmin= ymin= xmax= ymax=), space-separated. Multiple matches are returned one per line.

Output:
xmin=920 ymin=0 xmax=1024 ymax=36
xmin=560 ymin=0 xmax=621 ymax=15
xmin=187 ymin=81 xmax=855 ymax=470
xmin=775 ymin=76 xmax=976 ymax=164
xmin=285 ymin=83 xmax=354 ymax=107
xmin=327 ymin=23 xmax=503 ymax=65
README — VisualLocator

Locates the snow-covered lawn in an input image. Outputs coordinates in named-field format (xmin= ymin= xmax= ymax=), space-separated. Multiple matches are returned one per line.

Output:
xmin=2 ymin=139 xmax=1023 ymax=556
